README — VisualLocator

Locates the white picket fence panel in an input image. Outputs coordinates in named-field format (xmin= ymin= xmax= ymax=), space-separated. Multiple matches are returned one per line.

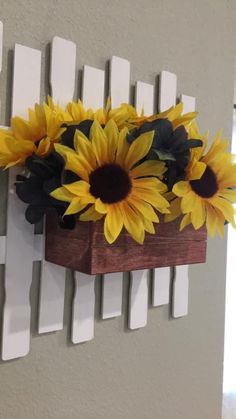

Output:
xmin=0 ymin=22 xmax=194 ymax=360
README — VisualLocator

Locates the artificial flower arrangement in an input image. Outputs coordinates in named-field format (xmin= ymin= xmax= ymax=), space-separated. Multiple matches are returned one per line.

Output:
xmin=0 ymin=98 xmax=235 ymax=274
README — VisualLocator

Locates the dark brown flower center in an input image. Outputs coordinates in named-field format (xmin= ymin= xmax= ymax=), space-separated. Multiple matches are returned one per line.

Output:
xmin=190 ymin=166 xmax=218 ymax=198
xmin=89 ymin=164 xmax=132 ymax=203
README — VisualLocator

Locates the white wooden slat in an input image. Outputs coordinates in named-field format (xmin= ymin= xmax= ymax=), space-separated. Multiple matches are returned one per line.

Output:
xmin=0 ymin=234 xmax=43 ymax=264
xmin=0 ymin=236 xmax=6 ymax=264
xmin=172 ymin=265 xmax=189 ymax=318
xmin=101 ymin=56 xmax=131 ymax=320
xmin=110 ymin=56 xmax=130 ymax=107
xmin=0 ymin=21 xmax=3 ymax=118
xmin=72 ymin=273 xmax=95 ymax=344
xmin=2 ymin=44 xmax=41 ymax=360
xmin=159 ymin=71 xmax=177 ymax=112
xmin=129 ymin=270 xmax=149 ymax=329
xmin=38 ymin=37 xmax=76 ymax=334
xmin=102 ymin=273 xmax=123 ymax=319
xmin=157 ymin=68 xmax=179 ymax=320
xmin=152 ymin=267 xmax=171 ymax=306
xmin=71 ymin=65 xmax=104 ymax=342
xmin=33 ymin=234 xmax=43 ymax=261
xmin=135 ymin=81 xmax=154 ymax=115
xmin=0 ymin=21 xmax=3 ymax=73
xmin=172 ymin=94 xmax=195 ymax=318
xmin=181 ymin=94 xmax=196 ymax=114
xmin=50 ymin=36 xmax=76 ymax=106
xmin=128 ymin=80 xmax=154 ymax=329
xmin=82 ymin=65 xmax=104 ymax=108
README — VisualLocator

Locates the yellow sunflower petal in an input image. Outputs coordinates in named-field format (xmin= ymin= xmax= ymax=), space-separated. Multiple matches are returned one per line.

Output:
xmin=37 ymin=137 xmax=51 ymax=156
xmin=95 ymin=198 xmax=109 ymax=214
xmin=104 ymin=119 xmax=119 ymax=162
xmin=188 ymin=160 xmax=206 ymax=181
xmin=132 ymin=188 xmax=170 ymax=213
xmin=165 ymin=197 xmax=181 ymax=222
xmin=172 ymin=181 xmax=191 ymax=197
xmin=90 ymin=120 xmax=108 ymax=165
xmin=64 ymin=198 xmax=87 ymax=216
xmin=50 ymin=187 xmax=75 ymax=202
xmin=205 ymin=204 xmax=217 ymax=237
xmin=104 ymin=205 xmax=123 ymax=244
xmin=11 ymin=117 xmax=34 ymax=141
xmin=80 ymin=205 xmax=104 ymax=221
xmin=116 ymin=127 xmax=129 ymax=165
xmin=142 ymin=218 xmax=155 ymax=234
xmin=130 ymin=159 xmax=166 ymax=178
xmin=63 ymin=180 xmax=90 ymax=196
xmin=190 ymin=198 xmax=206 ymax=229
xmin=219 ymin=189 xmax=236 ymax=203
xmin=180 ymin=213 xmax=191 ymax=231
xmin=181 ymin=190 xmax=198 ymax=213
xmin=54 ymin=143 xmax=89 ymax=180
xmin=120 ymin=201 xmax=145 ymax=244
xmin=208 ymin=196 xmax=236 ymax=227
xmin=127 ymin=196 xmax=159 ymax=222
xmin=124 ymin=131 xmax=154 ymax=170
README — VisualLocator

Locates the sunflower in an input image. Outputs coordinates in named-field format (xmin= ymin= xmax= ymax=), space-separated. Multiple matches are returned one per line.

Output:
xmin=128 ymin=102 xmax=197 ymax=131
xmin=50 ymin=119 xmax=170 ymax=244
xmin=67 ymin=97 xmax=137 ymax=130
xmin=0 ymin=97 xmax=72 ymax=168
xmin=171 ymin=125 xmax=236 ymax=237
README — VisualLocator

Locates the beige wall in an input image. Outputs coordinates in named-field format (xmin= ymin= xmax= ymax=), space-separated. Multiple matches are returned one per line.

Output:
xmin=0 ymin=1 xmax=235 ymax=418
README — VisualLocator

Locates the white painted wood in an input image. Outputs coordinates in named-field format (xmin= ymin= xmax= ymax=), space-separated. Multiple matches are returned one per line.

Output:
xmin=159 ymin=71 xmax=177 ymax=112
xmin=129 ymin=270 xmax=149 ymax=329
xmin=172 ymin=94 xmax=195 ymax=318
xmin=0 ymin=21 xmax=3 ymax=118
xmin=0 ymin=233 xmax=43 ymax=264
xmin=152 ymin=267 xmax=171 ymax=306
xmin=2 ymin=44 xmax=41 ymax=360
xmin=128 ymin=80 xmax=155 ymax=329
xmin=110 ymin=56 xmax=130 ymax=107
xmin=38 ymin=37 xmax=76 ymax=334
xmin=33 ymin=234 xmax=43 ymax=262
xmin=82 ymin=65 xmax=104 ymax=108
xmin=50 ymin=36 xmax=76 ymax=107
xmin=72 ymin=273 xmax=95 ymax=344
xmin=71 ymin=65 xmax=105 ymax=342
xmin=0 ymin=236 xmax=6 ymax=264
xmin=102 ymin=273 xmax=123 ymax=319
xmin=181 ymin=94 xmax=196 ymax=113
xmin=0 ymin=21 xmax=3 ymax=73
xmin=101 ymin=56 xmax=131 ymax=320
xmin=172 ymin=265 xmax=189 ymax=318
xmin=135 ymin=81 xmax=154 ymax=115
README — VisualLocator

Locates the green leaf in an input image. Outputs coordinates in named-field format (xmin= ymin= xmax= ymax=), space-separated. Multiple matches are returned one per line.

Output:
xmin=153 ymin=148 xmax=176 ymax=161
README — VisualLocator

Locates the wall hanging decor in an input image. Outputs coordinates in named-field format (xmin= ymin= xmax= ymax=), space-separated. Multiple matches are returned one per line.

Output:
xmin=0 ymin=21 xmax=235 ymax=361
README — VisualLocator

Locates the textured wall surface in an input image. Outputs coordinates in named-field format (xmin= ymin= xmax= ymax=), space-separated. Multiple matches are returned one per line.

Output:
xmin=0 ymin=1 xmax=235 ymax=418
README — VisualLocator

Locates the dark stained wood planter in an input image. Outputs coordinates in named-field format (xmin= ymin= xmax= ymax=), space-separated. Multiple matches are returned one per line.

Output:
xmin=45 ymin=213 xmax=207 ymax=275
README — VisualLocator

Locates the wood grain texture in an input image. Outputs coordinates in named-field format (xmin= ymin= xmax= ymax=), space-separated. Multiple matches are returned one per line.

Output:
xmin=45 ymin=215 xmax=207 ymax=275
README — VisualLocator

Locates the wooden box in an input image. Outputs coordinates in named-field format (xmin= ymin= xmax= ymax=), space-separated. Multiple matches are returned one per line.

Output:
xmin=45 ymin=213 xmax=207 ymax=275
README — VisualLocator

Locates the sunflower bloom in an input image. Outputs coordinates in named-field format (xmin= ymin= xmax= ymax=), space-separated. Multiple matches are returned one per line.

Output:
xmin=51 ymin=119 xmax=170 ymax=244
xmin=0 ymin=98 xmax=72 ymax=168
xmin=128 ymin=102 xmax=197 ymax=132
xmin=171 ymin=128 xmax=236 ymax=237
xmin=67 ymin=97 xmax=137 ymax=130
